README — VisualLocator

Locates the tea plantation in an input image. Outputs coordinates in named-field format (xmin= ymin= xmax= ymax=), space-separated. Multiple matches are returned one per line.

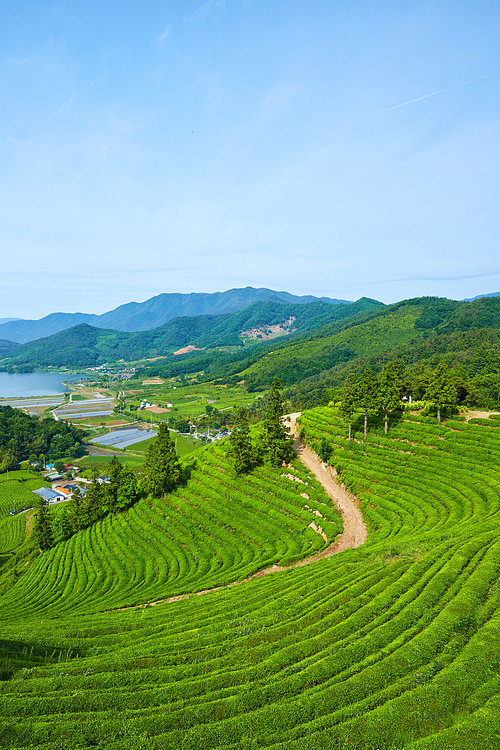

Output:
xmin=1 ymin=410 xmax=500 ymax=749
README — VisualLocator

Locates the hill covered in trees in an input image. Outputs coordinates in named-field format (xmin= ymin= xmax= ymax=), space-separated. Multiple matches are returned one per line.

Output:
xmin=0 ymin=287 xmax=351 ymax=343
xmin=0 ymin=297 xmax=382 ymax=368
xmin=3 ymin=294 xmax=500 ymax=411
xmin=0 ymin=406 xmax=85 ymax=471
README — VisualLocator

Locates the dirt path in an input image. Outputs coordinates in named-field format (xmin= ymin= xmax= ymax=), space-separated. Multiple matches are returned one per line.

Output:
xmin=286 ymin=412 xmax=367 ymax=554
xmin=463 ymin=410 xmax=500 ymax=422
xmin=110 ymin=412 xmax=366 ymax=611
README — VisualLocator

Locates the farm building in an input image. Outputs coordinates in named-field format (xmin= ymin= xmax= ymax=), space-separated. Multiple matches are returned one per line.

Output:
xmin=32 ymin=487 xmax=63 ymax=502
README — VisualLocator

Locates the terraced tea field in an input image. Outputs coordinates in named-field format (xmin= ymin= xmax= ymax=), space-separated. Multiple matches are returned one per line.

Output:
xmin=1 ymin=410 xmax=500 ymax=748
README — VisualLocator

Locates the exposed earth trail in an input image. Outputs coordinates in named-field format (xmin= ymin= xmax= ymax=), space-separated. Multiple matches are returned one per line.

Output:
xmin=113 ymin=412 xmax=367 ymax=611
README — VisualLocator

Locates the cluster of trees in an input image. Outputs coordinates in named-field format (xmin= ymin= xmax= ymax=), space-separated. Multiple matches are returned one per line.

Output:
xmin=340 ymin=361 xmax=457 ymax=440
xmin=34 ymin=457 xmax=139 ymax=550
xmin=227 ymin=377 xmax=294 ymax=475
xmin=0 ymin=406 xmax=85 ymax=472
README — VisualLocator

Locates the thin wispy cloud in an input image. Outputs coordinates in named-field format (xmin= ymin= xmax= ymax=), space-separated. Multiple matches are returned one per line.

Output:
xmin=188 ymin=0 xmax=226 ymax=22
xmin=348 ymin=269 xmax=500 ymax=287
xmin=156 ymin=25 xmax=172 ymax=45
xmin=123 ymin=182 xmax=176 ymax=199
xmin=362 ymin=74 xmax=496 ymax=119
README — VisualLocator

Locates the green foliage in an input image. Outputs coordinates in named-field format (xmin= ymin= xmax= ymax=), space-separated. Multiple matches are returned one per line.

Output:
xmin=340 ymin=372 xmax=357 ymax=441
xmin=425 ymin=361 xmax=458 ymax=423
xmin=354 ymin=367 xmax=379 ymax=439
xmin=0 ymin=406 xmax=85 ymax=471
xmin=227 ymin=408 xmax=255 ymax=475
xmin=378 ymin=361 xmax=401 ymax=433
xmin=2 ymin=298 xmax=382 ymax=369
xmin=33 ymin=497 xmax=53 ymax=551
xmin=1 ymin=409 xmax=500 ymax=747
xmin=142 ymin=423 xmax=181 ymax=498
xmin=262 ymin=377 xmax=295 ymax=467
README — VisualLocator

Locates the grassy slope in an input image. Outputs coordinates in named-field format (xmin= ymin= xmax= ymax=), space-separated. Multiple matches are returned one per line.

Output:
xmin=0 ymin=413 xmax=499 ymax=747
xmin=0 ymin=441 xmax=342 ymax=617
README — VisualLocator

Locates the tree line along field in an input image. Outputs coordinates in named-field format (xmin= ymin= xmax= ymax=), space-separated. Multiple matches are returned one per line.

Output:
xmin=0 ymin=410 xmax=500 ymax=748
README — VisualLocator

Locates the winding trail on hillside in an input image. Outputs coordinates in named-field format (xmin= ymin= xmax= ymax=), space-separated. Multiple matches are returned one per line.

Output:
xmin=114 ymin=412 xmax=367 ymax=611
xmin=286 ymin=412 xmax=367 ymax=555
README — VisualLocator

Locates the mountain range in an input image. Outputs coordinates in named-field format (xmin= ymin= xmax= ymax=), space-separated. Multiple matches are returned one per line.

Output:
xmin=0 ymin=297 xmax=380 ymax=369
xmin=0 ymin=287 xmax=350 ymax=344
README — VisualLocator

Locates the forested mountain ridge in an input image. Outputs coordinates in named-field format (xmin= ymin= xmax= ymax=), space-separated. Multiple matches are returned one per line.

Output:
xmin=0 ymin=297 xmax=381 ymax=369
xmin=3 ymin=294 xmax=500 ymax=411
xmin=0 ymin=287 xmax=351 ymax=343
xmin=139 ymin=295 xmax=500 ymax=409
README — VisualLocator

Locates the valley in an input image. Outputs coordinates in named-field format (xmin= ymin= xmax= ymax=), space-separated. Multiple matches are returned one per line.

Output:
xmin=1 ymin=290 xmax=500 ymax=747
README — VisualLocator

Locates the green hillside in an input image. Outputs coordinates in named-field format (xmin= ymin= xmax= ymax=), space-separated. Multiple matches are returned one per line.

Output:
xmin=0 ymin=298 xmax=383 ymax=369
xmin=0 ymin=409 xmax=499 ymax=747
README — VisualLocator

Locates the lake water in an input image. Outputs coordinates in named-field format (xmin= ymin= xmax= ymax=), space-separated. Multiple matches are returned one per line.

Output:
xmin=0 ymin=372 xmax=89 ymax=398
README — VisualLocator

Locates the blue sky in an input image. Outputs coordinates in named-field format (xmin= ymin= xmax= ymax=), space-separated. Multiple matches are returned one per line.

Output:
xmin=1 ymin=0 xmax=500 ymax=318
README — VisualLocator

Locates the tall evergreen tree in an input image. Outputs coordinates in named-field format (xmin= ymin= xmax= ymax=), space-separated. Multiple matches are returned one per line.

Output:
xmin=117 ymin=465 xmax=139 ymax=509
xmin=142 ymin=423 xmax=181 ymax=497
xmin=104 ymin=455 xmax=123 ymax=514
xmin=52 ymin=505 xmax=74 ymax=543
xmin=84 ymin=467 xmax=105 ymax=526
xmin=262 ymin=377 xmax=294 ymax=467
xmin=227 ymin=407 xmax=254 ymax=475
xmin=69 ymin=486 xmax=85 ymax=532
xmin=355 ymin=367 xmax=379 ymax=439
xmin=425 ymin=361 xmax=457 ymax=423
xmin=378 ymin=361 xmax=401 ymax=435
xmin=33 ymin=497 xmax=54 ymax=551
xmin=340 ymin=372 xmax=357 ymax=442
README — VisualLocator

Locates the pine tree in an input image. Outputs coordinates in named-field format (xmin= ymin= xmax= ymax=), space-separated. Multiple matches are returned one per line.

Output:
xmin=340 ymin=373 xmax=357 ymax=442
xmin=425 ymin=361 xmax=457 ymax=423
xmin=104 ymin=455 xmax=123 ymax=514
xmin=84 ymin=467 xmax=105 ymax=526
xmin=33 ymin=497 xmax=54 ymax=551
xmin=117 ymin=465 xmax=139 ymax=509
xmin=52 ymin=506 xmax=74 ymax=543
xmin=227 ymin=407 xmax=254 ymax=475
xmin=262 ymin=377 xmax=294 ymax=467
xmin=69 ymin=486 xmax=86 ymax=532
xmin=142 ymin=423 xmax=181 ymax=498
xmin=378 ymin=362 xmax=401 ymax=435
xmin=355 ymin=367 xmax=379 ymax=439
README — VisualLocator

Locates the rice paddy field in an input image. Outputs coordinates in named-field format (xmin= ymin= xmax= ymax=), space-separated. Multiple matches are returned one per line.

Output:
xmin=122 ymin=381 xmax=265 ymax=424
xmin=1 ymin=408 xmax=500 ymax=748
xmin=91 ymin=428 xmax=157 ymax=449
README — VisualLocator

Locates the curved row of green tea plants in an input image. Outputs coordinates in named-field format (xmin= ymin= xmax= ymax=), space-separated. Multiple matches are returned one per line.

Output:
xmin=0 ymin=442 xmax=342 ymax=618
xmin=0 ymin=474 xmax=45 ymax=518
xmin=1 ymin=411 xmax=500 ymax=748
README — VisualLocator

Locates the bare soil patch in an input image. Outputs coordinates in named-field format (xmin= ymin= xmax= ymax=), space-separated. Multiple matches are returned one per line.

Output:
xmin=173 ymin=345 xmax=200 ymax=356
xmin=463 ymin=410 xmax=500 ymax=422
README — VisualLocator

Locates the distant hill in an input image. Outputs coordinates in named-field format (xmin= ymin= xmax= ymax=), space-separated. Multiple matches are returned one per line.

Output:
xmin=140 ymin=295 xmax=500 ymax=398
xmin=0 ymin=297 xmax=378 ymax=369
xmin=0 ymin=287 xmax=351 ymax=343
xmin=0 ymin=339 xmax=18 ymax=354
xmin=462 ymin=291 xmax=500 ymax=301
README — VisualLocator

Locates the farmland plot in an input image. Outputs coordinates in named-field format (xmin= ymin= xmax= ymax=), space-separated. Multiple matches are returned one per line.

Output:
xmin=1 ymin=411 xmax=500 ymax=748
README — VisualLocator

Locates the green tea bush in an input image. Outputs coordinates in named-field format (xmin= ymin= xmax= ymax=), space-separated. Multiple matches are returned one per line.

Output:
xmin=0 ymin=409 xmax=499 ymax=748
